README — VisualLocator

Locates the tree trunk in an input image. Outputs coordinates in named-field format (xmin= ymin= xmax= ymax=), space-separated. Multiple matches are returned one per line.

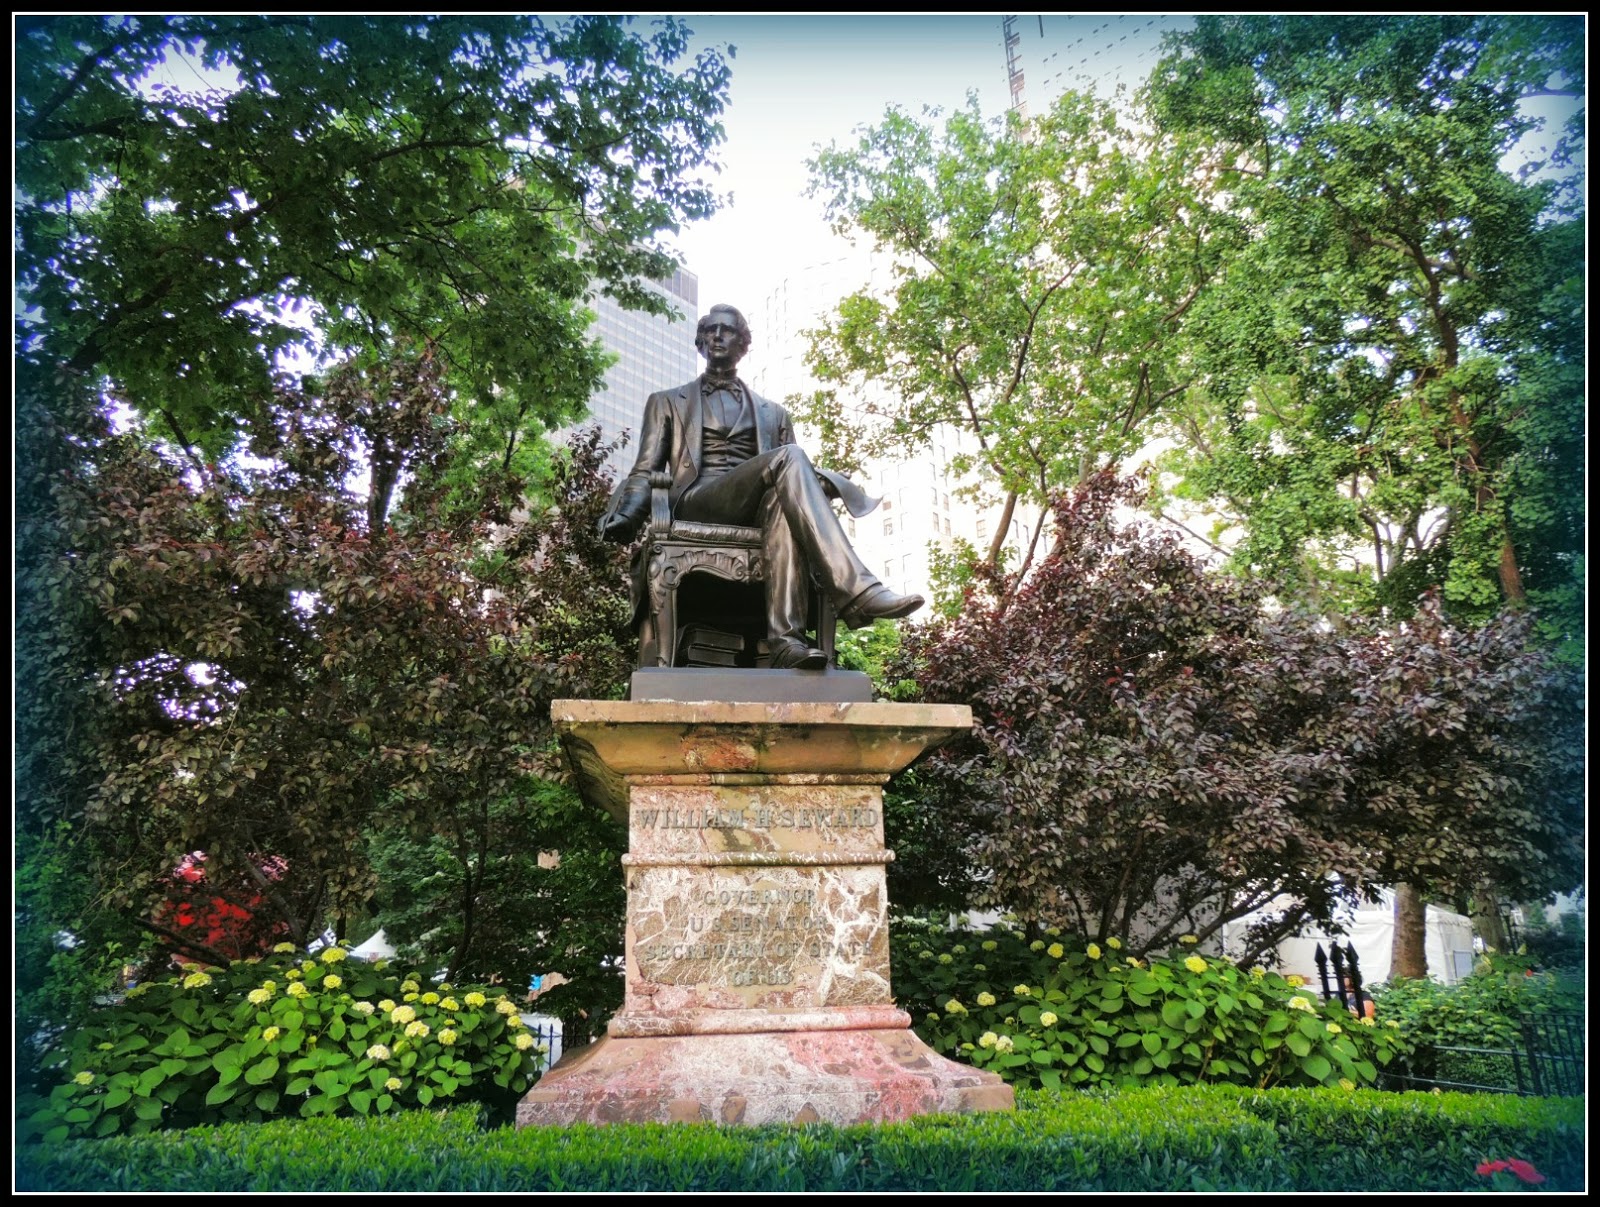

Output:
xmin=1471 ymin=884 xmax=1509 ymax=953
xmin=1391 ymin=882 xmax=1429 ymax=980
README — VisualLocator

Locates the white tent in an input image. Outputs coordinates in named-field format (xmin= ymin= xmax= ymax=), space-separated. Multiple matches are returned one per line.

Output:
xmin=1221 ymin=890 xmax=1477 ymax=986
xmin=348 ymin=929 xmax=398 ymax=961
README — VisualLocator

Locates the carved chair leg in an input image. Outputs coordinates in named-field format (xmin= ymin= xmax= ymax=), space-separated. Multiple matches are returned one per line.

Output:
xmin=659 ymin=587 xmax=678 ymax=668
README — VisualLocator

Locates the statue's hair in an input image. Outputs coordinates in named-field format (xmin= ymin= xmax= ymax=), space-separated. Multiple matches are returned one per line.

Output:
xmin=697 ymin=304 xmax=752 ymax=352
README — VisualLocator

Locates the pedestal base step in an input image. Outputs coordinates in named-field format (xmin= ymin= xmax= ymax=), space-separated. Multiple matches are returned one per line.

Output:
xmin=516 ymin=1027 xmax=1013 ymax=1127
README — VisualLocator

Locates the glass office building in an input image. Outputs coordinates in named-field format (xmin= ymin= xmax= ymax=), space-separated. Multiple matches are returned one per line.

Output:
xmin=578 ymin=266 xmax=700 ymax=482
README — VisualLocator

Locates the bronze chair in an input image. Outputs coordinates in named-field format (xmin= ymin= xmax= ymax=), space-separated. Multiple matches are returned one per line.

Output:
xmin=636 ymin=471 xmax=837 ymax=669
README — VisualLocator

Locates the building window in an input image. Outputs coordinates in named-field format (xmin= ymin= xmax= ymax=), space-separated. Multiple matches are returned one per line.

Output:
xmin=884 ymin=516 xmax=895 ymax=536
xmin=976 ymin=518 xmax=988 ymax=540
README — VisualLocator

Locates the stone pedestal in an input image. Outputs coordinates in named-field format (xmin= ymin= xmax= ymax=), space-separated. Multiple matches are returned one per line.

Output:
xmin=517 ymin=699 xmax=1014 ymax=1127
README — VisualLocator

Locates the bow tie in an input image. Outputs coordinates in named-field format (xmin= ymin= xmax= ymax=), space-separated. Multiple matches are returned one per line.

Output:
xmin=701 ymin=373 xmax=742 ymax=394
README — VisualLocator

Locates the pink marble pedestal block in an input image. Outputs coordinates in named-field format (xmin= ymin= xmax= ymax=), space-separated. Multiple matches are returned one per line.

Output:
xmin=517 ymin=700 xmax=1014 ymax=1127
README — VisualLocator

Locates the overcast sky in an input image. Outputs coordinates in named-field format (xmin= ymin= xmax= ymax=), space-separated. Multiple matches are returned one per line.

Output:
xmin=666 ymin=15 xmax=1189 ymax=325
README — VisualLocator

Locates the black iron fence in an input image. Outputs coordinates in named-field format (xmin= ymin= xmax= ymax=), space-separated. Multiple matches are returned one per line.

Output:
xmin=1381 ymin=1011 xmax=1584 ymax=1098
xmin=1314 ymin=941 xmax=1370 ymax=1019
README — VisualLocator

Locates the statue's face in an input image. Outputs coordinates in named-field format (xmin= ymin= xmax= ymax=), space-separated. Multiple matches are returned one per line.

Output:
xmin=696 ymin=307 xmax=749 ymax=367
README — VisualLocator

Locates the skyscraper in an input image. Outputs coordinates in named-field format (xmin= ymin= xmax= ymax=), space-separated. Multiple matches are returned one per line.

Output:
xmin=579 ymin=266 xmax=701 ymax=481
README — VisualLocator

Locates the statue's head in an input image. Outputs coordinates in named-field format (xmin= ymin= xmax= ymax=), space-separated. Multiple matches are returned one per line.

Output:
xmin=695 ymin=304 xmax=752 ymax=363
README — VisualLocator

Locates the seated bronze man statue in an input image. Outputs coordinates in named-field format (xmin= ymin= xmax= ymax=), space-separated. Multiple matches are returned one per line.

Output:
xmin=599 ymin=304 xmax=923 ymax=669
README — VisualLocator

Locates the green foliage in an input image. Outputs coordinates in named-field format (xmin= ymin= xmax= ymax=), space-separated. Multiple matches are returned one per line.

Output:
xmin=20 ymin=946 xmax=544 ymax=1142
xmin=1374 ymin=958 xmax=1584 ymax=1092
xmin=16 ymin=1087 xmax=1586 ymax=1191
xmin=1148 ymin=17 xmax=1585 ymax=647
xmin=369 ymin=779 xmax=627 ymax=1047
xmin=803 ymin=90 xmax=1235 ymax=568
xmin=16 ymin=15 xmax=731 ymax=464
xmin=891 ymin=918 xmax=1407 ymax=1093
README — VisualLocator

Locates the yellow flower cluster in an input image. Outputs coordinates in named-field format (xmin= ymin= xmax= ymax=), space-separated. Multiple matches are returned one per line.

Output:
xmin=978 ymin=1032 xmax=997 ymax=1048
xmin=1184 ymin=956 xmax=1208 ymax=974
xmin=1250 ymin=966 xmax=1266 ymax=978
xmin=1014 ymin=984 xmax=1030 ymax=997
xmin=285 ymin=969 xmax=302 ymax=981
xmin=441 ymin=997 xmax=459 ymax=1012
xmin=1086 ymin=943 xmax=1102 ymax=960
xmin=421 ymin=992 xmax=440 ymax=1005
xmin=438 ymin=983 xmax=452 ymax=992
xmin=976 ymin=991 xmax=996 ymax=1007
xmin=273 ymin=943 xmax=297 ymax=954
xmin=514 ymin=1032 xmax=537 ymax=1051
xmin=1045 ymin=927 xmax=1062 ymax=937
xmin=1338 ymin=1078 xmax=1356 ymax=1092
xmin=1179 ymin=934 xmax=1199 ymax=945
xmin=263 ymin=1026 xmax=281 ymax=1042
xmin=1046 ymin=943 xmax=1065 ymax=959
xmin=390 ymin=1004 xmax=416 ymax=1024
xmin=1358 ymin=1016 xmax=1375 ymax=1027
xmin=938 ymin=953 xmax=953 ymax=965
xmin=352 ymin=1001 xmax=376 ymax=1016
xmin=323 ymin=974 xmax=342 ymax=990
xmin=993 ymin=1035 xmax=1015 ymax=1053
xmin=1039 ymin=1011 xmax=1058 ymax=1028
xmin=1029 ymin=940 xmax=1045 ymax=952
xmin=247 ymin=988 xmax=273 ymax=1006
xmin=945 ymin=999 xmax=967 ymax=1016
xmin=465 ymin=992 xmax=486 ymax=1009
xmin=74 ymin=1071 xmax=95 ymax=1086
xmin=404 ymin=1021 xmax=429 ymax=1038
xmin=182 ymin=971 xmax=213 ymax=989
xmin=1385 ymin=1020 xmax=1400 ymax=1029
xmin=1326 ymin=1022 xmax=1342 ymax=1035
xmin=439 ymin=1029 xmax=458 ymax=1046
xmin=1106 ymin=937 xmax=1122 ymax=950
xmin=286 ymin=981 xmax=309 ymax=998
xmin=320 ymin=947 xmax=348 ymax=964
xmin=403 ymin=993 xmax=419 ymax=1003
xmin=379 ymin=998 xmax=396 ymax=1012
xmin=1126 ymin=957 xmax=1144 ymax=969
xmin=495 ymin=998 xmax=519 ymax=1016
xmin=1288 ymin=996 xmax=1314 ymax=1012
xmin=401 ymin=980 xmax=420 ymax=993
xmin=366 ymin=1044 xmax=391 ymax=1061
xmin=384 ymin=1077 xmax=402 ymax=1092
xmin=981 ymin=940 xmax=998 ymax=952
xmin=1285 ymin=974 xmax=1306 ymax=988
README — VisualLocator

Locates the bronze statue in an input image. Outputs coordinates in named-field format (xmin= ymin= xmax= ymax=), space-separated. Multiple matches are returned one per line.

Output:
xmin=600 ymin=304 xmax=923 ymax=670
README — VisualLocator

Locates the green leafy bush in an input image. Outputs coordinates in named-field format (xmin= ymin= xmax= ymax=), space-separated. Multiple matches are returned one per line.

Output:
xmin=1374 ymin=956 xmax=1583 ymax=1091
xmin=16 ymin=1086 xmax=1586 ymax=1191
xmin=20 ymin=945 xmax=544 ymax=1141
xmin=892 ymin=917 xmax=1408 ymax=1091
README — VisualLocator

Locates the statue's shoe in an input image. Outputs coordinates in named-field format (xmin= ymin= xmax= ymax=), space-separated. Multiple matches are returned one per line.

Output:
xmin=768 ymin=636 xmax=828 ymax=670
xmin=840 ymin=584 xmax=925 ymax=630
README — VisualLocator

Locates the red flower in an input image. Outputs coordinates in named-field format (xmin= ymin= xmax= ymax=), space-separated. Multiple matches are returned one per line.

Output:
xmin=1506 ymin=1160 xmax=1546 ymax=1185
xmin=1477 ymin=1158 xmax=1547 ymax=1185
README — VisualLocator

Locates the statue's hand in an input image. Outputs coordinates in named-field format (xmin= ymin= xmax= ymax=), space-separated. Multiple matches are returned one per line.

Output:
xmin=599 ymin=512 xmax=638 ymax=543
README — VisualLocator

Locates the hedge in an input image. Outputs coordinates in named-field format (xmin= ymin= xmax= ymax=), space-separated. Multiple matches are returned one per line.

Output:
xmin=17 ymin=1084 xmax=1584 ymax=1192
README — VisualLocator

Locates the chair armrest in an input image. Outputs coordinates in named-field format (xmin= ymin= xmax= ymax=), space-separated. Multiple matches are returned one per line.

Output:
xmin=649 ymin=471 xmax=673 ymax=535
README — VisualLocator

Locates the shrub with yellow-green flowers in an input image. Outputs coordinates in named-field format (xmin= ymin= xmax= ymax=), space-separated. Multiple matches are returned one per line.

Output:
xmin=891 ymin=916 xmax=1410 ymax=1094
xmin=21 ymin=945 xmax=546 ymax=1143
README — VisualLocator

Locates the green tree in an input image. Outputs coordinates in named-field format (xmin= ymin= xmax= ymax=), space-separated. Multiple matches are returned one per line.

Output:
xmin=802 ymin=91 xmax=1235 ymax=572
xmin=16 ymin=15 xmax=731 ymax=471
xmin=1146 ymin=16 xmax=1585 ymax=652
